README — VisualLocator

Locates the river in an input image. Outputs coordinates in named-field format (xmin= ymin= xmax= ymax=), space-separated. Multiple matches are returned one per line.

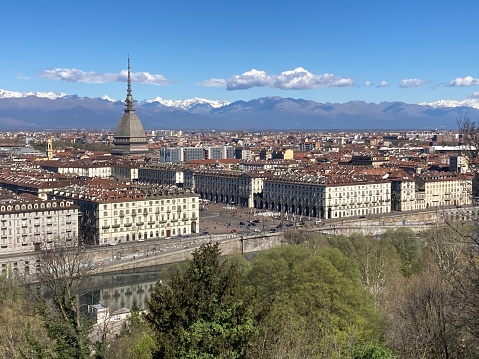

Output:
xmin=76 ymin=252 xmax=259 ymax=312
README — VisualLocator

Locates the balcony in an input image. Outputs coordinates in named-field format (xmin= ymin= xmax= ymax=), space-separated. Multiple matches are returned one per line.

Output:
xmin=119 ymin=213 xmax=125 ymax=217
xmin=131 ymin=212 xmax=137 ymax=216
xmin=112 ymin=224 xmax=120 ymax=228
xmin=136 ymin=222 xmax=144 ymax=226
xmin=124 ymin=223 xmax=132 ymax=227
xmin=148 ymin=221 xmax=155 ymax=225
xmin=101 ymin=225 xmax=110 ymax=229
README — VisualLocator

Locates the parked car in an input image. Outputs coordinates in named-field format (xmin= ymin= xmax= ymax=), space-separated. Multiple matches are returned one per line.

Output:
xmin=269 ymin=228 xmax=277 ymax=233
xmin=239 ymin=221 xmax=245 ymax=225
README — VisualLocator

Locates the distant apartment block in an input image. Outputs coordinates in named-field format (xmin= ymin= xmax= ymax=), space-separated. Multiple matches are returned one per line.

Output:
xmin=138 ymin=165 xmax=189 ymax=187
xmin=39 ymin=160 xmax=113 ymax=178
xmin=193 ymin=170 xmax=270 ymax=208
xmin=159 ymin=146 xmax=235 ymax=163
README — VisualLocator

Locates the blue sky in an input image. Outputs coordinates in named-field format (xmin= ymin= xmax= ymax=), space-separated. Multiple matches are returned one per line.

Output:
xmin=1 ymin=0 xmax=479 ymax=105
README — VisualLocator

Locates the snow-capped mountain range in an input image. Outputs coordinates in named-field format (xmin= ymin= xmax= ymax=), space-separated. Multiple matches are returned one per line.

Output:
xmin=142 ymin=97 xmax=230 ymax=110
xmin=420 ymin=94 xmax=479 ymax=109
xmin=0 ymin=89 xmax=229 ymax=110
xmin=0 ymin=89 xmax=68 ymax=100
xmin=2 ymin=88 xmax=479 ymax=111
xmin=1 ymin=88 xmax=479 ymax=130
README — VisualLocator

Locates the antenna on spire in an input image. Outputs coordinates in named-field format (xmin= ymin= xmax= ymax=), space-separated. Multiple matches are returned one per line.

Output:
xmin=125 ymin=55 xmax=134 ymax=112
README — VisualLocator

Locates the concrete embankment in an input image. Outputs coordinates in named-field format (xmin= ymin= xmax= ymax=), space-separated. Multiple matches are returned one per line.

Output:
xmin=96 ymin=233 xmax=283 ymax=273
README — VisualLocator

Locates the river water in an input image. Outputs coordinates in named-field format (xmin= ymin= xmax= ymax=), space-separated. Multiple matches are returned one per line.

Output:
xmin=77 ymin=252 xmax=259 ymax=312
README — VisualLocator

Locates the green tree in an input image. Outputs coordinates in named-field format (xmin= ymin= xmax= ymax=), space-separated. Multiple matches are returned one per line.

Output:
xmin=326 ymin=234 xmax=355 ymax=258
xmin=381 ymin=228 xmax=421 ymax=276
xmin=350 ymin=342 xmax=398 ymax=359
xmin=246 ymin=245 xmax=382 ymax=358
xmin=0 ymin=269 xmax=53 ymax=358
xmin=145 ymin=242 xmax=259 ymax=359
xmin=107 ymin=305 xmax=156 ymax=359
xmin=349 ymin=233 xmax=401 ymax=304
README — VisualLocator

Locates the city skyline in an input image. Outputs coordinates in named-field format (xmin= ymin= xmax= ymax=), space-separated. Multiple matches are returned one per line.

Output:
xmin=2 ymin=0 xmax=479 ymax=107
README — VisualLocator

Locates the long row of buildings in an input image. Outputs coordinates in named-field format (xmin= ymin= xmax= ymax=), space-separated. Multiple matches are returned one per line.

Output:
xmin=137 ymin=164 xmax=472 ymax=218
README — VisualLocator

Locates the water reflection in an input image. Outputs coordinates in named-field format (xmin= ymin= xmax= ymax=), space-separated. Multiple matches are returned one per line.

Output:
xmin=79 ymin=252 xmax=258 ymax=312
xmin=80 ymin=263 xmax=182 ymax=312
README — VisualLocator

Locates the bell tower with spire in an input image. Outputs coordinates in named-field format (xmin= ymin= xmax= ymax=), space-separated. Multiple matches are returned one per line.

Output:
xmin=112 ymin=56 xmax=148 ymax=155
xmin=46 ymin=135 xmax=53 ymax=160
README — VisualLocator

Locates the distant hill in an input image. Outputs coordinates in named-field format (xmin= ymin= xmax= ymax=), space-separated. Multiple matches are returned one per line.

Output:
xmin=0 ymin=91 xmax=475 ymax=130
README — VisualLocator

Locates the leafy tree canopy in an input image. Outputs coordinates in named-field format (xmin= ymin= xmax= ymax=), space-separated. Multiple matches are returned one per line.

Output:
xmin=146 ymin=242 xmax=259 ymax=359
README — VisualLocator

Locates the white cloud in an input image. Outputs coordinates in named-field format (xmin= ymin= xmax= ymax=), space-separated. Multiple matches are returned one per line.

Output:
xmin=16 ymin=73 xmax=30 ymax=80
xmin=448 ymin=76 xmax=479 ymax=87
xmin=399 ymin=78 xmax=427 ymax=88
xmin=39 ymin=68 xmax=173 ymax=85
xmin=471 ymin=92 xmax=479 ymax=98
xmin=197 ymin=78 xmax=227 ymax=87
xmin=364 ymin=80 xmax=372 ymax=86
xmin=226 ymin=67 xmax=354 ymax=90
xmin=376 ymin=81 xmax=389 ymax=88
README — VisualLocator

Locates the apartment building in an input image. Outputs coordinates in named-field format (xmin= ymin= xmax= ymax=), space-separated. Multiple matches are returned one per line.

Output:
xmin=261 ymin=173 xmax=391 ymax=219
xmin=0 ymin=195 xmax=79 ymax=258
xmin=159 ymin=145 xmax=235 ymax=163
xmin=414 ymin=172 xmax=472 ymax=209
xmin=190 ymin=170 xmax=267 ymax=207
xmin=50 ymin=184 xmax=199 ymax=245
xmin=138 ymin=165 xmax=189 ymax=187
xmin=39 ymin=160 xmax=113 ymax=178
xmin=390 ymin=170 xmax=416 ymax=212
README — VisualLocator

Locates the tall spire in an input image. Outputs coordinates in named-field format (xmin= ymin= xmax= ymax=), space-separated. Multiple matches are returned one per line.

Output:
xmin=125 ymin=55 xmax=135 ymax=112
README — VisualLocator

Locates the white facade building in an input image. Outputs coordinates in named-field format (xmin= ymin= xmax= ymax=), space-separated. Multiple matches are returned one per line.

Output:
xmin=0 ymin=199 xmax=79 ymax=257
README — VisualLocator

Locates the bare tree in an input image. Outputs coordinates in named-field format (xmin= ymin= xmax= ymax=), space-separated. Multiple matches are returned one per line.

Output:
xmin=25 ymin=237 xmax=104 ymax=358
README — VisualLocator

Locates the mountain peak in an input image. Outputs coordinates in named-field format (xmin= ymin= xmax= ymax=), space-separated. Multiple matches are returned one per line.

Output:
xmin=419 ymin=98 xmax=479 ymax=109
xmin=141 ymin=96 xmax=230 ymax=110
xmin=0 ymin=89 xmax=68 ymax=100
